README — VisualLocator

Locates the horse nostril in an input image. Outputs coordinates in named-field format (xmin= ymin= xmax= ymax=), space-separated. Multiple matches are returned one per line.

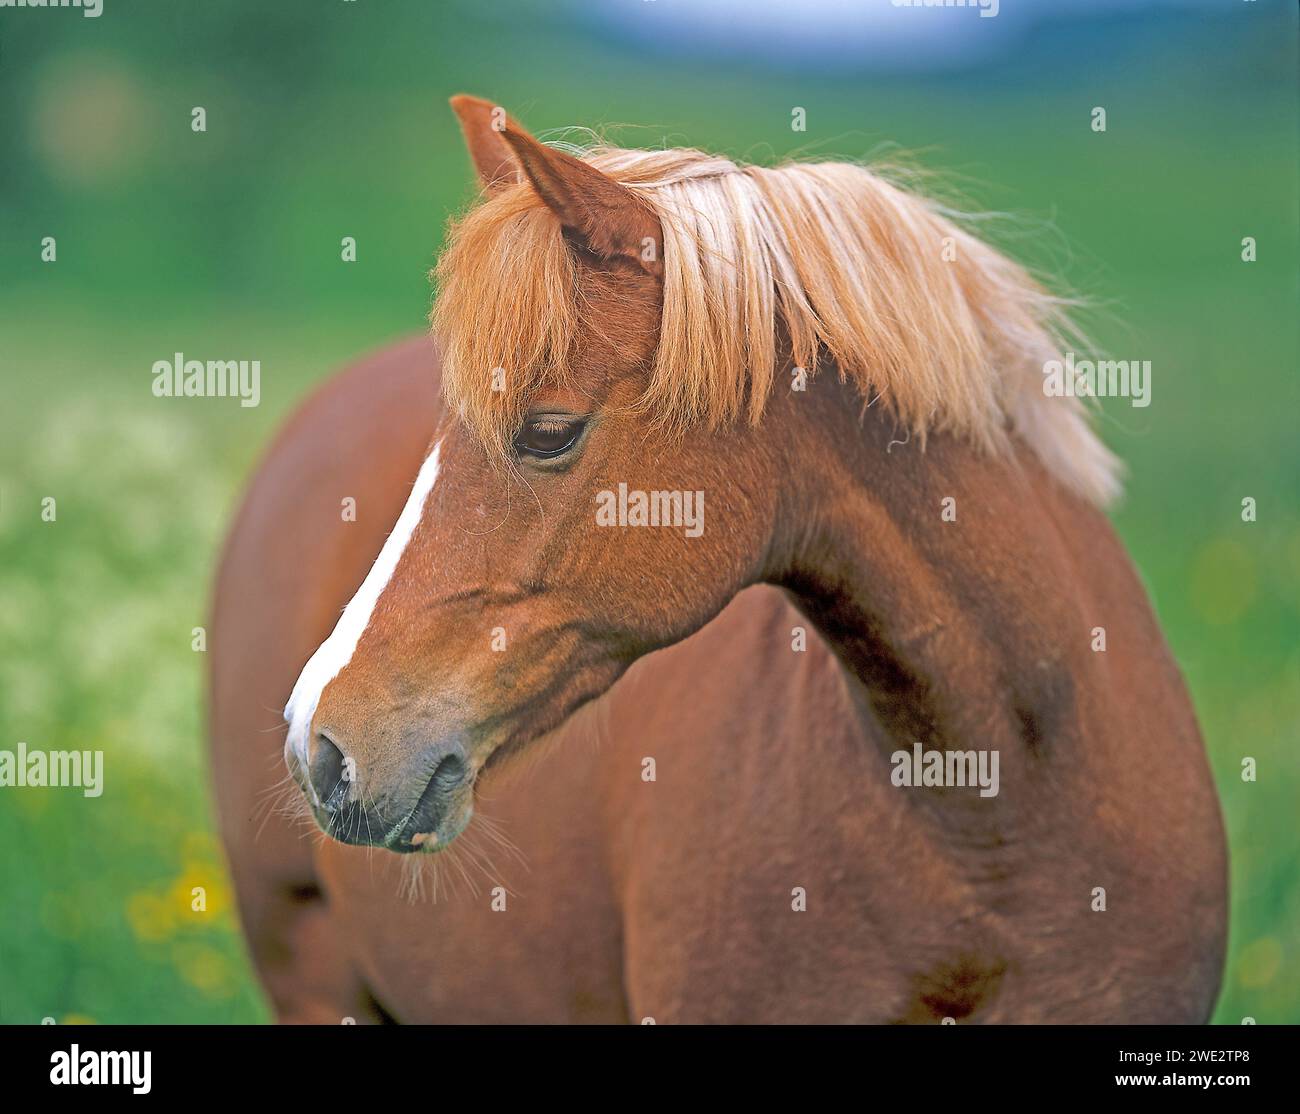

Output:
xmin=431 ymin=753 xmax=466 ymax=795
xmin=400 ymin=751 xmax=468 ymax=842
xmin=309 ymin=732 xmax=351 ymax=812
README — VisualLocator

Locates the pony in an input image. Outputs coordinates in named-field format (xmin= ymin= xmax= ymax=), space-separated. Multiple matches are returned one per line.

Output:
xmin=209 ymin=95 xmax=1227 ymax=1023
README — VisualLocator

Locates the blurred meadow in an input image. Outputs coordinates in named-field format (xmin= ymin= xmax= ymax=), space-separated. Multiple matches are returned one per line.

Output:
xmin=0 ymin=0 xmax=1295 ymax=1023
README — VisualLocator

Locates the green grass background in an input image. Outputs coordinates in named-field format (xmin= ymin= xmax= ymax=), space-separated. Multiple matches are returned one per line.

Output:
xmin=0 ymin=0 xmax=1295 ymax=1023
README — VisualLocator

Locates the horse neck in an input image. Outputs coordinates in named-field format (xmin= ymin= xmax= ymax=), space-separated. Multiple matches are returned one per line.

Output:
xmin=766 ymin=371 xmax=1096 ymax=758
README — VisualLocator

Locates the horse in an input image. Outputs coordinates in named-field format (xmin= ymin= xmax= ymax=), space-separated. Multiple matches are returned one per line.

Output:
xmin=208 ymin=95 xmax=1228 ymax=1023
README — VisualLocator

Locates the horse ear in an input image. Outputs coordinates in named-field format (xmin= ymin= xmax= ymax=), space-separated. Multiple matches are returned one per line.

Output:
xmin=449 ymin=95 xmax=662 ymax=278
xmin=449 ymin=94 xmax=523 ymax=192
xmin=500 ymin=117 xmax=664 ymax=280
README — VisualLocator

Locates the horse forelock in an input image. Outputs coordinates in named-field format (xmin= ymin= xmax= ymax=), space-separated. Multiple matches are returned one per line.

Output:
xmin=431 ymin=142 xmax=1121 ymax=506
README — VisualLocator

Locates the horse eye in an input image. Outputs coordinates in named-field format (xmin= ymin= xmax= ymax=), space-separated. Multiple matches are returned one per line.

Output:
xmin=515 ymin=416 xmax=585 ymax=459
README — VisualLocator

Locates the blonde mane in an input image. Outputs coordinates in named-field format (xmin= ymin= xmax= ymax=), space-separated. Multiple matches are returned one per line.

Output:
xmin=432 ymin=143 xmax=1121 ymax=506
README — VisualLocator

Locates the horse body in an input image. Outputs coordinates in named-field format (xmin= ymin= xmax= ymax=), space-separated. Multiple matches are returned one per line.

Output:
xmin=210 ymin=333 xmax=1226 ymax=1024
xmin=209 ymin=97 xmax=1226 ymax=1023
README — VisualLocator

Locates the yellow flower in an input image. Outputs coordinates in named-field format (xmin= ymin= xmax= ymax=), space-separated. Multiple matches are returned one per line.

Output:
xmin=1189 ymin=538 xmax=1255 ymax=625
xmin=126 ymin=891 xmax=175 ymax=943
xmin=170 ymin=864 xmax=231 ymax=922
xmin=1237 ymin=937 xmax=1282 ymax=989
xmin=172 ymin=943 xmax=235 ymax=997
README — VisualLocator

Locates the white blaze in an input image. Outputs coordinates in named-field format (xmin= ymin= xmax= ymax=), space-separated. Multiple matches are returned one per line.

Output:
xmin=283 ymin=442 xmax=442 ymax=796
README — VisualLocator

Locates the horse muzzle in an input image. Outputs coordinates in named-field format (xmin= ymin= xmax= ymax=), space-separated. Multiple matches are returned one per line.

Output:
xmin=296 ymin=729 xmax=475 ymax=853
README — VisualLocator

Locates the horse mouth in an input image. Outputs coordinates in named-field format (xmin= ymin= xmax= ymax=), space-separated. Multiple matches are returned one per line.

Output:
xmin=383 ymin=766 xmax=476 ymax=854
xmin=384 ymin=806 xmax=472 ymax=854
